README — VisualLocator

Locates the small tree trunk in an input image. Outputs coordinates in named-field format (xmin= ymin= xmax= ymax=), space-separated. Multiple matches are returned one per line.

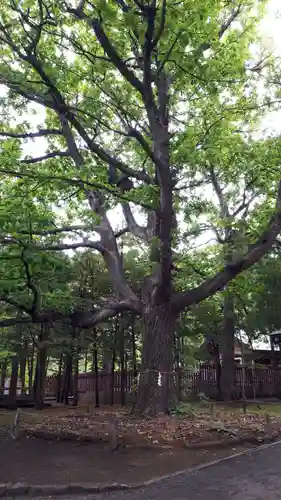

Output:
xmin=19 ymin=339 xmax=28 ymax=394
xmin=174 ymin=330 xmax=182 ymax=403
xmin=111 ymin=319 xmax=117 ymax=405
xmin=72 ymin=327 xmax=79 ymax=407
xmin=9 ymin=356 xmax=19 ymax=407
xmin=72 ymin=352 xmax=79 ymax=406
xmin=93 ymin=339 xmax=99 ymax=408
xmin=64 ymin=354 xmax=72 ymax=405
xmin=60 ymin=357 xmax=67 ymax=403
xmin=215 ymin=347 xmax=222 ymax=398
xmin=119 ymin=314 xmax=126 ymax=406
xmin=0 ymin=360 xmax=7 ymax=395
xmin=136 ymin=306 xmax=176 ymax=415
xmin=56 ymin=353 xmax=63 ymax=402
xmin=220 ymin=292 xmax=235 ymax=400
xmin=131 ymin=313 xmax=137 ymax=379
xmin=84 ymin=348 xmax=88 ymax=373
xmin=34 ymin=325 xmax=48 ymax=409
xmin=28 ymin=341 xmax=35 ymax=395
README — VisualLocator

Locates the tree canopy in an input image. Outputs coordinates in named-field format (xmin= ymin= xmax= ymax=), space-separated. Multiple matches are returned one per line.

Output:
xmin=1 ymin=0 xmax=281 ymax=412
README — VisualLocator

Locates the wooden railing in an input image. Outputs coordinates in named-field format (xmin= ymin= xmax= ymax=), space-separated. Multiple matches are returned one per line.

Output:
xmin=44 ymin=365 xmax=281 ymax=402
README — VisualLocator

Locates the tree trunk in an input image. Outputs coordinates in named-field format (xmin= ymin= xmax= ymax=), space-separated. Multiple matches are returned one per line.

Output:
xmin=56 ymin=353 xmax=63 ymax=402
xmin=34 ymin=325 xmax=48 ymax=409
xmin=19 ymin=339 xmax=28 ymax=394
xmin=220 ymin=292 xmax=235 ymax=400
xmin=84 ymin=347 xmax=88 ymax=373
xmin=64 ymin=354 xmax=72 ymax=405
xmin=72 ymin=352 xmax=79 ymax=407
xmin=60 ymin=357 xmax=67 ymax=403
xmin=111 ymin=319 xmax=117 ymax=405
xmin=174 ymin=331 xmax=182 ymax=403
xmin=93 ymin=341 xmax=99 ymax=408
xmin=9 ymin=356 xmax=19 ymax=407
xmin=119 ymin=314 xmax=126 ymax=406
xmin=72 ymin=327 xmax=79 ymax=407
xmin=0 ymin=360 xmax=7 ymax=395
xmin=131 ymin=313 xmax=137 ymax=379
xmin=28 ymin=341 xmax=35 ymax=395
xmin=136 ymin=306 xmax=176 ymax=414
xmin=214 ymin=346 xmax=222 ymax=398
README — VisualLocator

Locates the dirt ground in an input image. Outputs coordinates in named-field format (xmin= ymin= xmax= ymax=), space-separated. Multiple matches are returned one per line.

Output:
xmin=3 ymin=402 xmax=280 ymax=448
xmin=0 ymin=434 xmax=250 ymax=486
xmin=0 ymin=403 xmax=279 ymax=486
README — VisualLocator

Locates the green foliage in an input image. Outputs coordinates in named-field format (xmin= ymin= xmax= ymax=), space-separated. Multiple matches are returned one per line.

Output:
xmin=0 ymin=0 xmax=280 ymax=377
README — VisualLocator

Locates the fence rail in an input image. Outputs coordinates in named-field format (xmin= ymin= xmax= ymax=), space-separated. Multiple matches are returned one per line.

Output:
xmin=45 ymin=364 xmax=281 ymax=402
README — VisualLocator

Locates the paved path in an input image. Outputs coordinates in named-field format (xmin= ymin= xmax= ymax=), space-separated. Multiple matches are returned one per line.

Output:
xmin=10 ymin=442 xmax=281 ymax=499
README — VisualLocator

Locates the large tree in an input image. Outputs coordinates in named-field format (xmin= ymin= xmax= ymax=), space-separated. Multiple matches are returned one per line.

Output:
xmin=0 ymin=0 xmax=281 ymax=413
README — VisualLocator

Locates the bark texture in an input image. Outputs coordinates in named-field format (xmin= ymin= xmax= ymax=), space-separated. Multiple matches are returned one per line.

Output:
xmin=220 ymin=292 xmax=236 ymax=400
xmin=136 ymin=305 xmax=176 ymax=414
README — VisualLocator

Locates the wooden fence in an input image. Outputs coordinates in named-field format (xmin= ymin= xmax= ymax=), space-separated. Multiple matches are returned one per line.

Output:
xmin=45 ymin=365 xmax=281 ymax=403
xmin=180 ymin=365 xmax=281 ymax=399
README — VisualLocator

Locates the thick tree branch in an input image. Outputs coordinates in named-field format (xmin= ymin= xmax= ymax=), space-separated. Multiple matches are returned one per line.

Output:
xmin=21 ymin=247 xmax=40 ymax=314
xmin=36 ymin=240 xmax=105 ymax=252
xmin=196 ymin=3 xmax=243 ymax=57
xmin=0 ymin=300 xmax=140 ymax=329
xmin=0 ymin=168 xmax=154 ymax=210
xmin=232 ymin=177 xmax=259 ymax=218
xmin=0 ymin=235 xmax=104 ymax=252
xmin=54 ymin=112 xmax=140 ymax=306
xmin=209 ymin=165 xmax=229 ymax=219
xmin=0 ymin=128 xmax=62 ymax=139
xmin=21 ymin=151 xmax=70 ymax=164
xmin=72 ymin=300 xmax=140 ymax=328
xmin=152 ymin=0 xmax=166 ymax=49
xmin=128 ymin=127 xmax=162 ymax=168
xmin=68 ymin=6 xmax=145 ymax=96
xmin=2 ymin=44 xmax=153 ymax=185
xmin=68 ymin=113 xmax=153 ymax=184
xmin=17 ymin=224 xmax=98 ymax=236
xmin=219 ymin=4 xmax=242 ymax=39
xmin=122 ymin=203 xmax=149 ymax=241
xmin=172 ymin=180 xmax=281 ymax=312
xmin=0 ymin=311 xmax=66 ymax=328
xmin=0 ymin=295 xmax=32 ymax=315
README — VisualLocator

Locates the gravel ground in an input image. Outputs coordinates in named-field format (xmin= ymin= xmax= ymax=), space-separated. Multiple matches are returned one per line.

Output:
xmin=8 ymin=441 xmax=281 ymax=500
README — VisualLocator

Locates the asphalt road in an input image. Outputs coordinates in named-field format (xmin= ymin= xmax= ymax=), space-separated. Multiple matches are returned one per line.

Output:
xmin=8 ymin=442 xmax=281 ymax=500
